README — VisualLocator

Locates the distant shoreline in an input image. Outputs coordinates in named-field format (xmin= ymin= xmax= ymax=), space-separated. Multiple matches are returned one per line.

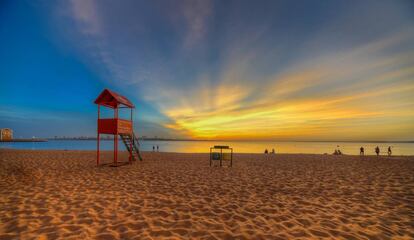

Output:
xmin=0 ymin=139 xmax=48 ymax=142
xmin=43 ymin=138 xmax=414 ymax=143
xmin=2 ymin=138 xmax=412 ymax=143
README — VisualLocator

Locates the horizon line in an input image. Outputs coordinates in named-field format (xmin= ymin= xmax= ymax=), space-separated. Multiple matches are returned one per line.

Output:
xmin=42 ymin=136 xmax=414 ymax=143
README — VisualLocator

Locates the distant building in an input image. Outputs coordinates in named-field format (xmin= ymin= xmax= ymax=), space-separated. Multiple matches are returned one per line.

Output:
xmin=0 ymin=128 xmax=13 ymax=141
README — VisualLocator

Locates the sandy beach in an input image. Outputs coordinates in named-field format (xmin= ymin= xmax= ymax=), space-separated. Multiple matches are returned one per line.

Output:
xmin=0 ymin=149 xmax=413 ymax=239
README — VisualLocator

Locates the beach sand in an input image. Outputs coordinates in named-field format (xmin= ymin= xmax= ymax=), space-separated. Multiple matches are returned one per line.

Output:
xmin=0 ymin=149 xmax=413 ymax=239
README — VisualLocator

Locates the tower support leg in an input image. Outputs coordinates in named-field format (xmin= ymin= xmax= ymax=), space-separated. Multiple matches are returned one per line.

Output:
xmin=114 ymin=134 xmax=118 ymax=165
xmin=97 ymin=133 xmax=100 ymax=166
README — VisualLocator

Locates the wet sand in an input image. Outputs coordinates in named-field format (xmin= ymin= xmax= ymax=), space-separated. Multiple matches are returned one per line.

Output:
xmin=0 ymin=149 xmax=413 ymax=239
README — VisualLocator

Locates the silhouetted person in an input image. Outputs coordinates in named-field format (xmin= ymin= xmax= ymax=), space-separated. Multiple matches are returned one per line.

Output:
xmin=264 ymin=149 xmax=268 ymax=154
xmin=334 ymin=145 xmax=342 ymax=155
xmin=375 ymin=146 xmax=380 ymax=156
xmin=388 ymin=146 xmax=392 ymax=156
xmin=360 ymin=147 xmax=364 ymax=156
xmin=152 ymin=146 xmax=155 ymax=152
xmin=271 ymin=148 xmax=275 ymax=154
xmin=157 ymin=145 xmax=159 ymax=152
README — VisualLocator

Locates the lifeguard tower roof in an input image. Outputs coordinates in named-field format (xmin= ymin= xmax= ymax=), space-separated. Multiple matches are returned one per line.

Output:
xmin=94 ymin=89 xmax=135 ymax=108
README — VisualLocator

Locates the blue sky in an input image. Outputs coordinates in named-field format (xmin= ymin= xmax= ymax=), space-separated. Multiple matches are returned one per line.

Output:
xmin=1 ymin=0 xmax=414 ymax=140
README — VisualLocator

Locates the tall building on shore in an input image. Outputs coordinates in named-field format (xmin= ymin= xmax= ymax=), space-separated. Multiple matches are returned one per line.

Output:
xmin=0 ymin=128 xmax=13 ymax=141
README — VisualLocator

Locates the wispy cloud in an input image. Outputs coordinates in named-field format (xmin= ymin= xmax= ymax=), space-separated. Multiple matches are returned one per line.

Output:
xmin=181 ymin=0 xmax=213 ymax=48
xmin=155 ymin=30 xmax=414 ymax=140
xmin=0 ymin=106 xmax=73 ymax=121
xmin=56 ymin=0 xmax=414 ymax=140
xmin=69 ymin=0 xmax=101 ymax=35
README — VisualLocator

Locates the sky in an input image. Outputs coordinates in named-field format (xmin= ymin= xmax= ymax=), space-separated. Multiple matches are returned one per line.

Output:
xmin=1 ymin=0 xmax=414 ymax=141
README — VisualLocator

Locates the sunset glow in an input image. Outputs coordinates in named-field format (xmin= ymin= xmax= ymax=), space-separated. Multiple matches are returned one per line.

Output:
xmin=1 ymin=0 xmax=413 ymax=140
xmin=158 ymin=37 xmax=414 ymax=140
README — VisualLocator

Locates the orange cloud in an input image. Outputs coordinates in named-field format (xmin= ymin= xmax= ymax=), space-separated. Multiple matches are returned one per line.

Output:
xmin=141 ymin=31 xmax=414 ymax=140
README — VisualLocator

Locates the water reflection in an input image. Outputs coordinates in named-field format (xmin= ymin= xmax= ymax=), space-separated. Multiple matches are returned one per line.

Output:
xmin=2 ymin=140 xmax=413 ymax=156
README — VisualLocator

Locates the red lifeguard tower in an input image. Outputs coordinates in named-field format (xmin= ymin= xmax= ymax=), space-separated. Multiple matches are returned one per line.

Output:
xmin=94 ymin=89 xmax=142 ymax=166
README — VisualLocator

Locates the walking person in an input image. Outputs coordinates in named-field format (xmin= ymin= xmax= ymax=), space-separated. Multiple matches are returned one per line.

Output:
xmin=152 ymin=145 xmax=155 ymax=152
xmin=360 ymin=146 xmax=364 ymax=156
xmin=157 ymin=145 xmax=159 ymax=152
xmin=388 ymin=146 xmax=392 ymax=156
xmin=375 ymin=146 xmax=380 ymax=156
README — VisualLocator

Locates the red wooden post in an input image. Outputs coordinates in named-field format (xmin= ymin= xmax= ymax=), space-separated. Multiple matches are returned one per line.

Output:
xmin=97 ymin=105 xmax=100 ymax=166
xmin=114 ymin=107 xmax=118 ymax=165
xmin=129 ymin=108 xmax=133 ymax=163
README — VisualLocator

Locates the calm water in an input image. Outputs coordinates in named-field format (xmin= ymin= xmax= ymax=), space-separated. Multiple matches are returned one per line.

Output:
xmin=1 ymin=140 xmax=413 ymax=155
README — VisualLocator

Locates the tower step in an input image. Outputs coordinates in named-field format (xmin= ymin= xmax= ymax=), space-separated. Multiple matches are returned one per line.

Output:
xmin=120 ymin=133 xmax=143 ymax=161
